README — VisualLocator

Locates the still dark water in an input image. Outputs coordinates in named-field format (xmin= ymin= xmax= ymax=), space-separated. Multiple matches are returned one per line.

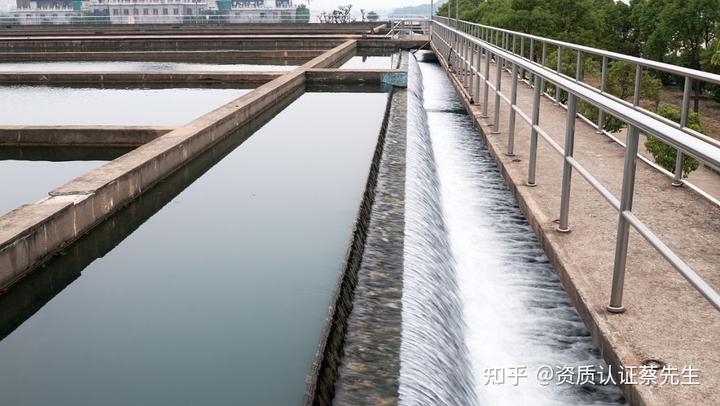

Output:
xmin=0 ymin=86 xmax=250 ymax=125
xmin=0 ymin=92 xmax=387 ymax=406
xmin=340 ymin=56 xmax=394 ymax=69
xmin=0 ymin=159 xmax=106 ymax=216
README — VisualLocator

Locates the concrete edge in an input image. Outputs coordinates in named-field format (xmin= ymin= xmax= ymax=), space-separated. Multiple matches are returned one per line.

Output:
xmin=0 ymin=71 xmax=284 ymax=86
xmin=0 ymin=68 xmax=407 ymax=88
xmin=306 ymin=68 xmax=407 ymax=87
xmin=0 ymin=126 xmax=175 ymax=147
xmin=303 ymin=87 xmax=397 ymax=406
xmin=431 ymin=46 xmax=650 ymax=406
xmin=0 ymin=50 xmax=322 ymax=63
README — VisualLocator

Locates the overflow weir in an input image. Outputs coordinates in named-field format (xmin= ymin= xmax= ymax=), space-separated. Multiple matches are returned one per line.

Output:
xmin=0 ymin=19 xmax=717 ymax=406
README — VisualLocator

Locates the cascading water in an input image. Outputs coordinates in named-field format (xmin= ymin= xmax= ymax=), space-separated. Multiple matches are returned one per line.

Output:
xmin=400 ymin=52 xmax=626 ymax=405
xmin=400 ymin=53 xmax=478 ymax=406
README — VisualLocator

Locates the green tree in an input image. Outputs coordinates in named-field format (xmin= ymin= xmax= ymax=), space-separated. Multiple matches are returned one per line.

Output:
xmin=295 ymin=4 xmax=310 ymax=23
xmin=645 ymin=105 xmax=704 ymax=177
xmin=367 ymin=11 xmax=379 ymax=22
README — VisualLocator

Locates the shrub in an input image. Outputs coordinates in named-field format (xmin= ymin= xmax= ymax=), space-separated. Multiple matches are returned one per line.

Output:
xmin=644 ymin=105 xmax=704 ymax=178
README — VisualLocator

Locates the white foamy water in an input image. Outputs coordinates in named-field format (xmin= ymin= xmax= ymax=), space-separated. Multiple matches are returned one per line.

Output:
xmin=400 ymin=53 xmax=625 ymax=405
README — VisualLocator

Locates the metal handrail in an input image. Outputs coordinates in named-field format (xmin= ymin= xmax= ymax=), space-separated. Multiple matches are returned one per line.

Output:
xmin=431 ymin=18 xmax=720 ymax=313
xmin=435 ymin=15 xmax=720 ymax=86
xmin=436 ymin=15 xmax=720 ymax=186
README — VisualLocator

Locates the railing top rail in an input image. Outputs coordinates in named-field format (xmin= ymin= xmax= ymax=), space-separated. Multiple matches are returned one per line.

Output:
xmin=435 ymin=16 xmax=720 ymax=86
xmin=433 ymin=19 xmax=720 ymax=171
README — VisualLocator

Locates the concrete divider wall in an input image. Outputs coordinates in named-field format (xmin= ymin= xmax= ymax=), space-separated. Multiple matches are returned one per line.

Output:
xmin=0 ymin=72 xmax=283 ymax=86
xmin=0 ymin=23 xmax=385 ymax=37
xmin=0 ymin=69 xmax=406 ymax=87
xmin=0 ymin=41 xmax=360 ymax=290
xmin=0 ymin=37 xmax=348 ymax=53
xmin=0 ymin=126 xmax=174 ymax=147
xmin=0 ymin=50 xmax=321 ymax=63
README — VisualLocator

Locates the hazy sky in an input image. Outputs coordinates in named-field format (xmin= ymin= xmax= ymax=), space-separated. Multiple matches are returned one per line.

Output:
xmin=305 ymin=0 xmax=426 ymax=14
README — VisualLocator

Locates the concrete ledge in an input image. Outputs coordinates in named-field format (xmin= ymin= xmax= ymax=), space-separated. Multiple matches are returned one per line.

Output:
xmin=0 ymin=50 xmax=319 ymax=63
xmin=0 ymin=69 xmax=407 ymax=87
xmin=0 ymin=71 xmax=282 ymax=86
xmin=0 ymin=126 xmax=174 ymax=147
xmin=0 ymin=36 xmax=351 ymax=53
xmin=306 ymin=69 xmax=407 ymax=87
xmin=0 ymin=23 xmax=385 ymax=37
xmin=358 ymin=39 xmax=429 ymax=51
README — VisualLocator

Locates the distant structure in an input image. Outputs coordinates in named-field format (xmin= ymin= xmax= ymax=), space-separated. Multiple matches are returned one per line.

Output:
xmin=88 ymin=0 xmax=207 ymax=24
xmin=8 ymin=0 xmax=301 ymax=24
xmin=10 ymin=0 xmax=80 ymax=24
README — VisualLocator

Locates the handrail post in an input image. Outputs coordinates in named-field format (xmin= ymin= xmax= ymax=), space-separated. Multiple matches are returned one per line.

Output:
xmin=528 ymin=75 xmax=542 ymax=186
xmin=558 ymin=91 xmax=578 ymax=233
xmin=597 ymin=56 xmax=608 ymax=133
xmin=608 ymin=125 xmax=641 ymax=314
xmin=466 ymin=38 xmax=472 ymax=89
xmin=633 ymin=64 xmax=642 ymax=106
xmin=673 ymin=77 xmax=692 ymax=186
xmin=492 ymin=53 xmax=503 ymax=134
xmin=465 ymin=37 xmax=471 ymax=89
xmin=555 ymin=45 xmax=563 ymax=104
xmin=474 ymin=42 xmax=481 ymax=102
xmin=482 ymin=48 xmax=491 ymax=117
xmin=507 ymin=63 xmax=519 ymax=156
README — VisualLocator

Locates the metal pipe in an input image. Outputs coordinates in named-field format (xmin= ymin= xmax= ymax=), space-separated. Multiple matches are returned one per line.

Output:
xmin=576 ymin=50 xmax=583 ymax=81
xmin=633 ymin=64 xmax=642 ymax=106
xmin=474 ymin=43 xmax=482 ymax=103
xmin=508 ymin=63 xmax=519 ymax=156
xmin=673 ymin=77 xmax=693 ymax=186
xmin=492 ymin=54 xmax=503 ymax=133
xmin=556 ymin=45 xmax=562 ymax=104
xmin=597 ymin=56 xmax=608 ymax=133
xmin=608 ymin=125 xmax=640 ymax=313
xmin=482 ymin=48 xmax=491 ymax=117
xmin=455 ymin=0 xmax=459 ymax=26
xmin=558 ymin=91 xmax=578 ymax=232
xmin=528 ymin=75 xmax=542 ymax=186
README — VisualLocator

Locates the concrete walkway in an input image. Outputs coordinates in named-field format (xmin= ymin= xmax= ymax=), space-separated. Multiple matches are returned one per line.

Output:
xmin=436 ymin=48 xmax=720 ymax=406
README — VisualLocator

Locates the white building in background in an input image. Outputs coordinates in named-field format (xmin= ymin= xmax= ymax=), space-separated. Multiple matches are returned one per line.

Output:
xmin=222 ymin=0 xmax=296 ymax=23
xmin=8 ymin=0 xmax=80 ymax=24
xmin=87 ymin=0 xmax=207 ymax=24
xmin=6 ymin=0 xmax=304 ymax=24
xmin=7 ymin=7 xmax=78 ymax=24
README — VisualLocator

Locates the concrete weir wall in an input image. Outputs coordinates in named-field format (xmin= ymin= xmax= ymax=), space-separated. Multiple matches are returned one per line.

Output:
xmin=0 ymin=40 xmax=358 ymax=291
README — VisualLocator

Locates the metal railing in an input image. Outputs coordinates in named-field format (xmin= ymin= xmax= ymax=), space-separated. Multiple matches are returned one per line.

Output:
xmin=436 ymin=16 xmax=720 ymax=202
xmin=431 ymin=18 xmax=720 ymax=313
xmin=384 ymin=18 xmax=429 ymax=39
